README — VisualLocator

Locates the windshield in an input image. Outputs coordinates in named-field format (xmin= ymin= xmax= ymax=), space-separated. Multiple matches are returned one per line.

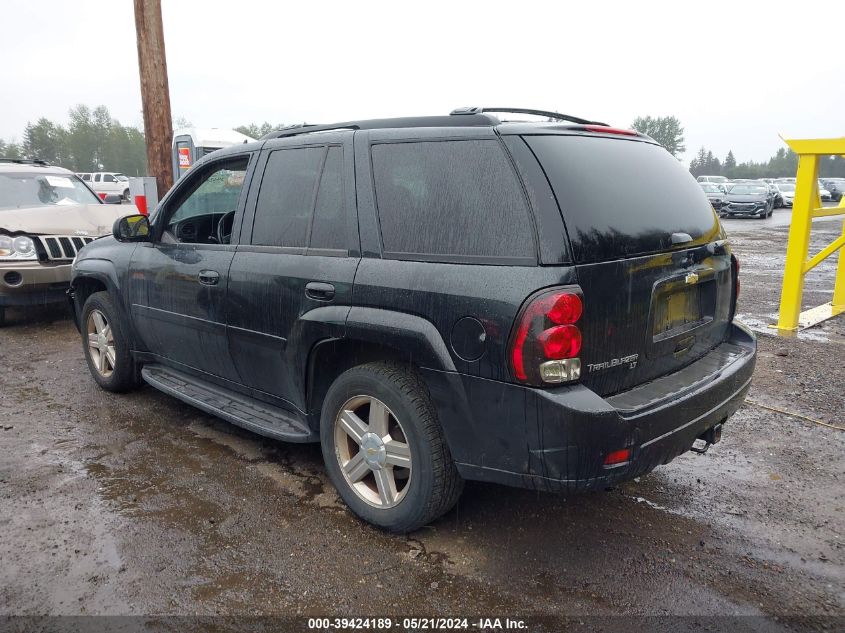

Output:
xmin=778 ymin=184 xmax=795 ymax=192
xmin=115 ymin=174 xmax=129 ymax=182
xmin=700 ymin=184 xmax=721 ymax=193
xmin=730 ymin=185 xmax=767 ymax=194
xmin=0 ymin=172 xmax=101 ymax=210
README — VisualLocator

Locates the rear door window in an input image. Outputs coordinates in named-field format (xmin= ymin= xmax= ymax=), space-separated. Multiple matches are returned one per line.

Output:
xmin=252 ymin=147 xmax=323 ymax=248
xmin=525 ymin=135 xmax=719 ymax=263
xmin=309 ymin=146 xmax=346 ymax=251
xmin=371 ymin=140 xmax=535 ymax=263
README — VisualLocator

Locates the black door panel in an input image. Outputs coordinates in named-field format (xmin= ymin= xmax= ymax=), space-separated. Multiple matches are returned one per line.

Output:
xmin=226 ymin=252 xmax=356 ymax=401
xmin=128 ymin=154 xmax=254 ymax=381
xmin=129 ymin=243 xmax=239 ymax=381
xmin=226 ymin=133 xmax=358 ymax=407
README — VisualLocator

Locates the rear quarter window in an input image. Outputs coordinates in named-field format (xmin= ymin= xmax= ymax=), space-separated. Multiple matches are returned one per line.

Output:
xmin=371 ymin=139 xmax=536 ymax=264
xmin=525 ymin=135 xmax=720 ymax=263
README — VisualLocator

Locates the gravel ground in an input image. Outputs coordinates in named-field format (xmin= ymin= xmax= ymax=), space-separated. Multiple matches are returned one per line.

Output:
xmin=0 ymin=208 xmax=843 ymax=632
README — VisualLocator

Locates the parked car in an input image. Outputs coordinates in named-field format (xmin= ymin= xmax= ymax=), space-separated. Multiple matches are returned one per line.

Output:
xmin=722 ymin=183 xmax=775 ymax=218
xmin=0 ymin=159 xmax=125 ymax=326
xmin=821 ymin=178 xmax=845 ymax=202
xmin=697 ymin=175 xmax=729 ymax=183
xmin=763 ymin=181 xmax=783 ymax=207
xmin=817 ymin=180 xmax=832 ymax=201
xmin=69 ymin=109 xmax=755 ymax=532
xmin=775 ymin=182 xmax=796 ymax=207
xmin=699 ymin=182 xmax=729 ymax=211
xmin=77 ymin=172 xmax=131 ymax=201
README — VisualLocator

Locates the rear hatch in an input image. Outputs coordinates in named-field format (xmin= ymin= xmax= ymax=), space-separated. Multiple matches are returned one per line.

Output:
xmin=524 ymin=133 xmax=734 ymax=397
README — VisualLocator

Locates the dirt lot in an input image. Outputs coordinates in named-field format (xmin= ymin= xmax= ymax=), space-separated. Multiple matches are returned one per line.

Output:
xmin=1 ymin=208 xmax=843 ymax=632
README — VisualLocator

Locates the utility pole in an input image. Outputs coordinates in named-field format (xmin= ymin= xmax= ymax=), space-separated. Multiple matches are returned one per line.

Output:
xmin=133 ymin=0 xmax=173 ymax=197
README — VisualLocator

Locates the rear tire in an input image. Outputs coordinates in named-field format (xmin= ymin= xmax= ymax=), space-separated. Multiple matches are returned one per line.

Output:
xmin=81 ymin=291 xmax=138 ymax=392
xmin=0 ymin=306 xmax=6 ymax=327
xmin=320 ymin=361 xmax=463 ymax=533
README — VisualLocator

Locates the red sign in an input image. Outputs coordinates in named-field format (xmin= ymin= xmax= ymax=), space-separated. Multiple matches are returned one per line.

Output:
xmin=178 ymin=147 xmax=191 ymax=169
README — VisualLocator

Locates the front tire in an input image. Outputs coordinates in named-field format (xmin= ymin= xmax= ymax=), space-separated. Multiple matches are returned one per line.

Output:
xmin=320 ymin=362 xmax=463 ymax=533
xmin=81 ymin=291 xmax=138 ymax=392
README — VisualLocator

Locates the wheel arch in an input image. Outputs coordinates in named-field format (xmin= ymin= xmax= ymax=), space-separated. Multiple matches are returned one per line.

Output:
xmin=303 ymin=308 xmax=481 ymax=466
xmin=70 ymin=260 xmax=132 ymax=339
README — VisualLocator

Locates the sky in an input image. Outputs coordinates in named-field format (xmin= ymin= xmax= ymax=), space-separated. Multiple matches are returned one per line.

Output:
xmin=2 ymin=0 xmax=844 ymax=164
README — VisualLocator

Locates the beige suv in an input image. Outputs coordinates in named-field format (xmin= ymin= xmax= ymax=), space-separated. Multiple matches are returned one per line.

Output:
xmin=0 ymin=159 xmax=127 ymax=325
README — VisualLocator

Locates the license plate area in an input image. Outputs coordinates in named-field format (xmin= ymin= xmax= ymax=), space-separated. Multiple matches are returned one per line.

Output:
xmin=653 ymin=286 xmax=702 ymax=340
xmin=648 ymin=272 xmax=715 ymax=357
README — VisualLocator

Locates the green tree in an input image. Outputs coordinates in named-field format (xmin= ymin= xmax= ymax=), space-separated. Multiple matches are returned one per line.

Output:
xmin=0 ymin=139 xmax=23 ymax=159
xmin=234 ymin=122 xmax=284 ymax=139
xmin=631 ymin=115 xmax=686 ymax=157
xmin=705 ymin=150 xmax=720 ymax=175
xmin=23 ymin=118 xmax=69 ymax=164
xmin=724 ymin=150 xmax=736 ymax=172
xmin=63 ymin=104 xmax=146 ymax=174
xmin=689 ymin=146 xmax=709 ymax=177
xmin=66 ymin=105 xmax=100 ymax=171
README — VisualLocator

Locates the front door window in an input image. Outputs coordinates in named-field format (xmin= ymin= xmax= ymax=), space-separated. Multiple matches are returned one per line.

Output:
xmin=160 ymin=157 xmax=249 ymax=244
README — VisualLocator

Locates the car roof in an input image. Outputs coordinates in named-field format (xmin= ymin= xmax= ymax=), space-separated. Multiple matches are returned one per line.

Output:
xmin=0 ymin=159 xmax=74 ymax=175
xmin=199 ymin=110 xmax=654 ymax=167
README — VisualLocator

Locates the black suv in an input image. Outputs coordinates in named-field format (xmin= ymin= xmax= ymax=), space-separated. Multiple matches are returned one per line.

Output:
xmin=69 ymin=108 xmax=756 ymax=533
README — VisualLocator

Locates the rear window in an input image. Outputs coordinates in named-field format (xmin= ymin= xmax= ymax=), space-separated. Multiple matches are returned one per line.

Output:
xmin=525 ymin=135 xmax=719 ymax=264
xmin=372 ymin=140 xmax=535 ymax=263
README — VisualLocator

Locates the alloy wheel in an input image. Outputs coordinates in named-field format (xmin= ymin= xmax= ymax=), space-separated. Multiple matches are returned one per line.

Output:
xmin=334 ymin=395 xmax=412 ymax=508
xmin=86 ymin=309 xmax=115 ymax=377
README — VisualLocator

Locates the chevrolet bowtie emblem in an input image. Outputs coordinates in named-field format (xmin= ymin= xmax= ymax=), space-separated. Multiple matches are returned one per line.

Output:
xmin=685 ymin=272 xmax=699 ymax=285
xmin=366 ymin=448 xmax=378 ymax=456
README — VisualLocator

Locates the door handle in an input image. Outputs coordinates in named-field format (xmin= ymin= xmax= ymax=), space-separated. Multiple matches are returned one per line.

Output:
xmin=305 ymin=281 xmax=335 ymax=301
xmin=198 ymin=270 xmax=220 ymax=286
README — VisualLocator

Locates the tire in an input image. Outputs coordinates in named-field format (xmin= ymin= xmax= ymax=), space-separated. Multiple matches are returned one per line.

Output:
xmin=123 ymin=189 xmax=130 ymax=202
xmin=0 ymin=306 xmax=6 ymax=327
xmin=81 ymin=291 xmax=138 ymax=392
xmin=320 ymin=361 xmax=463 ymax=533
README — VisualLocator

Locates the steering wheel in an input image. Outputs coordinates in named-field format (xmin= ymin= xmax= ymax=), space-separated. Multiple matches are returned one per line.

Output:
xmin=216 ymin=210 xmax=236 ymax=244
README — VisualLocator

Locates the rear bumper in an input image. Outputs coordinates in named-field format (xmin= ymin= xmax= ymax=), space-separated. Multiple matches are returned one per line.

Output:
xmin=432 ymin=322 xmax=756 ymax=492
xmin=0 ymin=261 xmax=72 ymax=307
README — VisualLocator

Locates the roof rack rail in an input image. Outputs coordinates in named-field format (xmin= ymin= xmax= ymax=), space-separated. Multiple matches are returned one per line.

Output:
xmin=0 ymin=157 xmax=50 ymax=166
xmin=260 ymin=123 xmax=360 ymax=141
xmin=450 ymin=106 xmax=607 ymax=127
xmin=258 ymin=113 xmax=501 ymax=140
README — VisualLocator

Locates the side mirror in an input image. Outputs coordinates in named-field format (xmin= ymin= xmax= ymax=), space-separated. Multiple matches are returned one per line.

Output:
xmin=103 ymin=193 xmax=123 ymax=204
xmin=113 ymin=214 xmax=151 ymax=242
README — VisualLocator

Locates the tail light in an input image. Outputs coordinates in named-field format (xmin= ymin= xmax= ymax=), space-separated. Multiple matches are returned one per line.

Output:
xmin=603 ymin=448 xmax=631 ymax=467
xmin=583 ymin=125 xmax=639 ymax=136
xmin=509 ymin=287 xmax=583 ymax=385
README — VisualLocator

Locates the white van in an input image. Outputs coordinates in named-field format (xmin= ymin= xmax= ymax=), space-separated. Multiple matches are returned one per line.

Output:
xmin=172 ymin=128 xmax=255 ymax=182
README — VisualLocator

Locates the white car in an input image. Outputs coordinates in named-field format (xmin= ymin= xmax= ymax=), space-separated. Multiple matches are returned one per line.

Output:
xmin=775 ymin=183 xmax=796 ymax=207
xmin=77 ymin=172 xmax=131 ymax=201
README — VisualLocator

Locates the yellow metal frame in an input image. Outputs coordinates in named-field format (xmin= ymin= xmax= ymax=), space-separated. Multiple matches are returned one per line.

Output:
xmin=774 ymin=137 xmax=845 ymax=333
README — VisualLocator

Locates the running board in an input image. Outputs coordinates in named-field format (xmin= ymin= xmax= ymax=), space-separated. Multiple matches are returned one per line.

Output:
xmin=141 ymin=364 xmax=316 ymax=443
